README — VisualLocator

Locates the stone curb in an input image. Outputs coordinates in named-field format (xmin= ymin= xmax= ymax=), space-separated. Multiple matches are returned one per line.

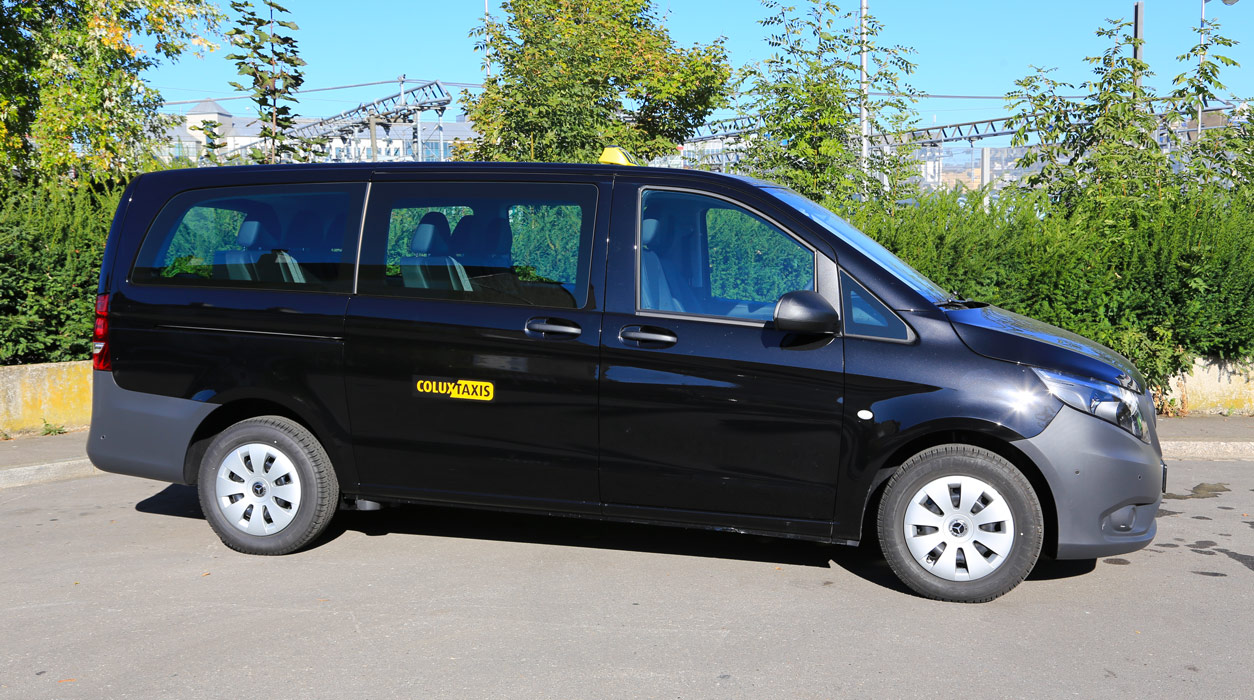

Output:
xmin=0 ymin=459 xmax=99 ymax=490
xmin=1159 ymin=441 xmax=1254 ymax=460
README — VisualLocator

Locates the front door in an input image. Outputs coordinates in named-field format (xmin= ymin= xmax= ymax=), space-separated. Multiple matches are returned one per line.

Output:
xmin=598 ymin=183 xmax=845 ymax=537
xmin=344 ymin=176 xmax=608 ymax=512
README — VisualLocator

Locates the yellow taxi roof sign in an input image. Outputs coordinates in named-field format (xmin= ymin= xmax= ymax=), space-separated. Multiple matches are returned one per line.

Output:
xmin=597 ymin=146 xmax=640 ymax=166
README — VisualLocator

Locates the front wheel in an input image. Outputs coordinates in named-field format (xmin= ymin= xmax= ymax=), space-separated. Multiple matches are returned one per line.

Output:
xmin=198 ymin=416 xmax=339 ymax=555
xmin=877 ymin=444 xmax=1043 ymax=603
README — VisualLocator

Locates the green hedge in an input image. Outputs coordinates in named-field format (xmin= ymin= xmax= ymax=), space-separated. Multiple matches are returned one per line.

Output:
xmin=847 ymin=186 xmax=1254 ymax=390
xmin=0 ymin=182 xmax=120 ymax=364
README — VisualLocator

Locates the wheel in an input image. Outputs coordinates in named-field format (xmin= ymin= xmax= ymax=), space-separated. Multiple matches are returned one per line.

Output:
xmin=877 ymin=444 xmax=1043 ymax=603
xmin=197 ymin=416 xmax=339 ymax=555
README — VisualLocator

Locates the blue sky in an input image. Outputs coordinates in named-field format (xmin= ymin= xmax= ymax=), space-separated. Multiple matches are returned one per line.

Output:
xmin=145 ymin=0 xmax=1253 ymax=133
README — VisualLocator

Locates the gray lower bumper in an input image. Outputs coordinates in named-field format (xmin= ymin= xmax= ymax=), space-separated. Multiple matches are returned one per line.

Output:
xmin=87 ymin=371 xmax=216 ymax=484
xmin=1012 ymin=406 xmax=1163 ymax=559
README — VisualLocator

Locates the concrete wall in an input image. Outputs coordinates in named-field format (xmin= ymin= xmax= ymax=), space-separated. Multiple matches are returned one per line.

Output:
xmin=0 ymin=361 xmax=93 ymax=435
xmin=1165 ymin=358 xmax=1254 ymax=416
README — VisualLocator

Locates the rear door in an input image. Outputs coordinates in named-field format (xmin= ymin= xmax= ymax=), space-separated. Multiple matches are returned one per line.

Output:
xmin=343 ymin=172 xmax=609 ymax=512
xmin=598 ymin=179 xmax=845 ymax=538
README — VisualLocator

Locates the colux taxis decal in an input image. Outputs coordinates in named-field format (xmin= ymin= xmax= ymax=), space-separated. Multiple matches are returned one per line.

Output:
xmin=413 ymin=376 xmax=495 ymax=402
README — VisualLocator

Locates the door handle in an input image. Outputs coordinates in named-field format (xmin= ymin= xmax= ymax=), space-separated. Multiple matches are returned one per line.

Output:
xmin=620 ymin=325 xmax=678 ymax=347
xmin=525 ymin=317 xmax=582 ymax=339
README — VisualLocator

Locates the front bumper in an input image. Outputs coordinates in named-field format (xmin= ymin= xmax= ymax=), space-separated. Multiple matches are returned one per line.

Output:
xmin=1012 ymin=405 xmax=1163 ymax=559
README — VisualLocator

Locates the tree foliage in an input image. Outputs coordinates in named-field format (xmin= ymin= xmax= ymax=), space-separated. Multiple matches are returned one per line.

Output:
xmin=1169 ymin=20 xmax=1251 ymax=188
xmin=460 ymin=0 xmax=732 ymax=163
xmin=0 ymin=0 xmax=222 ymax=180
xmin=189 ymin=118 xmax=227 ymax=165
xmin=1005 ymin=18 xmax=1248 ymax=210
xmin=225 ymin=0 xmax=319 ymax=164
xmin=1006 ymin=20 xmax=1170 ymax=210
xmin=738 ymin=0 xmax=919 ymax=209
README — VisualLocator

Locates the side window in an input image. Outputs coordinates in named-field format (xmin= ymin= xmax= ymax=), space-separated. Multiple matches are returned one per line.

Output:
xmin=358 ymin=182 xmax=597 ymax=309
xmin=840 ymin=270 xmax=910 ymax=341
xmin=639 ymin=189 xmax=814 ymax=321
xmin=132 ymin=183 xmax=364 ymax=292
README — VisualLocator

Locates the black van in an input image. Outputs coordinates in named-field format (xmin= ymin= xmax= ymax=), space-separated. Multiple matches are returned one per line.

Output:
xmin=89 ymin=160 xmax=1165 ymax=602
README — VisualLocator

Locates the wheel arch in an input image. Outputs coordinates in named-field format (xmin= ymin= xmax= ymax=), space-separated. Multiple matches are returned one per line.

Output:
xmin=859 ymin=428 xmax=1059 ymax=558
xmin=182 ymin=398 xmax=326 ymax=485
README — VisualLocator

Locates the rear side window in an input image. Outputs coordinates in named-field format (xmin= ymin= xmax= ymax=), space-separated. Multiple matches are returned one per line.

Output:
xmin=131 ymin=183 xmax=365 ymax=292
xmin=357 ymin=182 xmax=597 ymax=309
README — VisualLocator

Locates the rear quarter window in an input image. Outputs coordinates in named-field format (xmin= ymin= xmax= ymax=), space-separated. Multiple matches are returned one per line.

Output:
xmin=131 ymin=183 xmax=366 ymax=292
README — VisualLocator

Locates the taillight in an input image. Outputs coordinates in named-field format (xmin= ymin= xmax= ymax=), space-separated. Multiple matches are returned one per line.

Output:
xmin=92 ymin=293 xmax=111 ymax=371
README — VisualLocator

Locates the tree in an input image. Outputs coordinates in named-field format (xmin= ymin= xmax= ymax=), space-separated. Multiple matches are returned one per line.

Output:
xmin=1006 ymin=18 xmax=1246 ymax=210
xmin=1169 ymin=19 xmax=1249 ymax=187
xmin=189 ymin=119 xmax=227 ymax=165
xmin=225 ymin=0 xmax=318 ymax=164
xmin=0 ymin=0 xmax=223 ymax=181
xmin=738 ymin=1 xmax=919 ymax=209
xmin=1006 ymin=19 xmax=1169 ymax=211
xmin=460 ymin=0 xmax=732 ymax=164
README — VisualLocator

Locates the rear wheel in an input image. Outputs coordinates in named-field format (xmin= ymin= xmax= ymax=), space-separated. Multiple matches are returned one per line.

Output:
xmin=877 ymin=444 xmax=1043 ymax=603
xmin=198 ymin=416 xmax=338 ymax=555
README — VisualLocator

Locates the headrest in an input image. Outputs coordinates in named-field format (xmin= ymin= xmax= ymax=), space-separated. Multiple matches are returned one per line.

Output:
xmin=410 ymin=211 xmax=452 ymax=255
xmin=236 ymin=220 xmax=265 ymax=248
xmin=457 ymin=216 xmax=512 ymax=261
xmin=451 ymin=214 xmax=478 ymax=239
xmin=235 ymin=206 xmax=279 ymax=249
xmin=641 ymin=218 xmax=660 ymax=247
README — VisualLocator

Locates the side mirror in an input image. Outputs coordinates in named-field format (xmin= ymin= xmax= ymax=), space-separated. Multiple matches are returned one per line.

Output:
xmin=773 ymin=290 xmax=841 ymax=335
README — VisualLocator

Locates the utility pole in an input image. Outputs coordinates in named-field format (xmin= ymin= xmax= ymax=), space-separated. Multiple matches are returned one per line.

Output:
xmin=1198 ymin=0 xmax=1207 ymax=143
xmin=368 ymin=114 xmax=378 ymax=162
xmin=859 ymin=0 xmax=868 ymax=175
xmin=1132 ymin=2 xmax=1144 ymax=89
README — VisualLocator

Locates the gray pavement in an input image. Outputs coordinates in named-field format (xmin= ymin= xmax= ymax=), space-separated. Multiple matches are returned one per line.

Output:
xmin=1157 ymin=414 xmax=1254 ymax=441
xmin=1157 ymin=415 xmax=1254 ymax=459
xmin=0 ymin=430 xmax=93 ymax=490
xmin=0 ymin=461 xmax=1251 ymax=699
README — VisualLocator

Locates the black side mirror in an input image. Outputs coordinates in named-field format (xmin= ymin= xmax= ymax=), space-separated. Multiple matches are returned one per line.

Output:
xmin=773 ymin=290 xmax=841 ymax=335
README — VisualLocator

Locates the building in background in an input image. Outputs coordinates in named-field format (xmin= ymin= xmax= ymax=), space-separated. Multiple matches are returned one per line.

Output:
xmin=159 ymin=95 xmax=477 ymax=165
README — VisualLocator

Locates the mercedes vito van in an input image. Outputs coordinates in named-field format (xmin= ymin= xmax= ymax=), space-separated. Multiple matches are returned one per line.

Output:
xmin=89 ymin=160 xmax=1165 ymax=602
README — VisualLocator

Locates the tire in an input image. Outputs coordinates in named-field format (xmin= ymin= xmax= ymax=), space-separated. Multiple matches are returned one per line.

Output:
xmin=197 ymin=416 xmax=339 ymax=555
xmin=877 ymin=444 xmax=1043 ymax=603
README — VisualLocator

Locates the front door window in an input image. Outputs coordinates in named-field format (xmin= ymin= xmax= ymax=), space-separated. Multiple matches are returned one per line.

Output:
xmin=638 ymin=189 xmax=815 ymax=321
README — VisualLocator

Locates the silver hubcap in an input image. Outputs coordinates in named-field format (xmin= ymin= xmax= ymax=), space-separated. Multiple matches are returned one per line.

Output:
xmin=215 ymin=442 xmax=302 ymax=536
xmin=903 ymin=475 xmax=1015 ymax=582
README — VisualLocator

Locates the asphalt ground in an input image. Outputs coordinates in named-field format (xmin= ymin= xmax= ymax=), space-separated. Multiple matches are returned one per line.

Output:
xmin=0 ymin=459 xmax=1250 ymax=699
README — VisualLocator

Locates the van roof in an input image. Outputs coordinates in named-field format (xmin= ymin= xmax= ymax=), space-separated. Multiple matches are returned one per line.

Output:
xmin=147 ymin=161 xmax=784 ymax=190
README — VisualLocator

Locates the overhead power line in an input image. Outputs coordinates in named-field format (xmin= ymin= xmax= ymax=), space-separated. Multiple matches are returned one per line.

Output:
xmin=160 ymin=78 xmax=486 ymax=107
xmin=162 ymin=77 xmax=1075 ymax=109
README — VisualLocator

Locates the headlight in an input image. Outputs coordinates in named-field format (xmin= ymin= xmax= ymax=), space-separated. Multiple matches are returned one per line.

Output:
xmin=1032 ymin=367 xmax=1148 ymax=442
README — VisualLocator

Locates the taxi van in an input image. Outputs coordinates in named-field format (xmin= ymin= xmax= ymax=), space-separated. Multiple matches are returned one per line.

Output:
xmin=89 ymin=153 xmax=1165 ymax=602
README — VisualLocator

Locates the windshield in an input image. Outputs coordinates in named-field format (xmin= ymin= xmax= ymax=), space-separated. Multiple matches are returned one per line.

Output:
xmin=766 ymin=188 xmax=949 ymax=304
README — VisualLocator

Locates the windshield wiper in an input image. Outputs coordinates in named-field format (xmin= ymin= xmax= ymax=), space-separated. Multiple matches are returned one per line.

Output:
xmin=937 ymin=294 xmax=989 ymax=310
